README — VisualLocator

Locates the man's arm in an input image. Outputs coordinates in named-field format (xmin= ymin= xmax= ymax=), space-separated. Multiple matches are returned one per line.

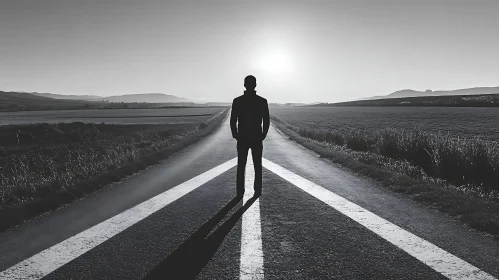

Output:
xmin=230 ymin=100 xmax=238 ymax=139
xmin=262 ymin=99 xmax=270 ymax=140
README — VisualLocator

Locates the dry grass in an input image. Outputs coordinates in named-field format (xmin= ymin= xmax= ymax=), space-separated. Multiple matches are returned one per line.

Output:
xmin=0 ymin=123 xmax=196 ymax=205
xmin=271 ymin=116 xmax=499 ymax=237
xmin=279 ymin=118 xmax=499 ymax=197
xmin=0 ymin=110 xmax=227 ymax=206
xmin=0 ymin=109 xmax=228 ymax=232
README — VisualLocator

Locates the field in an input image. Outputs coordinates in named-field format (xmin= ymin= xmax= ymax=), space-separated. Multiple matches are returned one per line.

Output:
xmin=0 ymin=107 xmax=226 ymax=205
xmin=0 ymin=123 xmax=192 ymax=204
xmin=0 ymin=91 xmax=95 ymax=112
xmin=0 ymin=108 xmax=228 ymax=230
xmin=0 ymin=91 xmax=225 ymax=112
xmin=271 ymin=106 xmax=499 ymax=140
xmin=314 ymin=93 xmax=499 ymax=107
xmin=271 ymin=107 xmax=499 ymax=197
xmin=0 ymin=107 xmax=225 ymax=125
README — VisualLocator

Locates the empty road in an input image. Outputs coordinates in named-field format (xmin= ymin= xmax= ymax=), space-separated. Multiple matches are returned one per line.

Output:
xmin=0 ymin=115 xmax=498 ymax=279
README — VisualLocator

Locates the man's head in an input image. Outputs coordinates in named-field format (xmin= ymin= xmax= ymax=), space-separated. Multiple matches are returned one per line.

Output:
xmin=244 ymin=75 xmax=257 ymax=91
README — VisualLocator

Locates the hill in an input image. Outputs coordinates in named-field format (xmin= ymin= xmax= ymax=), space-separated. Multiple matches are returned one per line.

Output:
xmin=0 ymin=91 xmax=94 ymax=111
xmin=369 ymin=86 xmax=499 ymax=99
xmin=100 ymin=93 xmax=189 ymax=103
xmin=32 ymin=92 xmax=190 ymax=103
xmin=311 ymin=94 xmax=499 ymax=107
xmin=30 ymin=92 xmax=102 ymax=100
xmin=0 ymin=91 xmax=223 ymax=112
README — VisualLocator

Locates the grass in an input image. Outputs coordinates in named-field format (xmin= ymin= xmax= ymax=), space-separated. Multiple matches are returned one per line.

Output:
xmin=275 ymin=117 xmax=499 ymax=196
xmin=0 ymin=109 xmax=228 ymax=232
xmin=0 ymin=91 xmax=100 ymax=111
xmin=271 ymin=116 xmax=499 ymax=238
xmin=0 ymin=123 xmax=191 ymax=205
xmin=270 ymin=106 xmax=499 ymax=141
xmin=312 ymin=93 xmax=499 ymax=107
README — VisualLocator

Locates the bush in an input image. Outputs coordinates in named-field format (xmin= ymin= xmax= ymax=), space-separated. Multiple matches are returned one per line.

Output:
xmin=272 ymin=116 xmax=499 ymax=195
xmin=326 ymin=131 xmax=345 ymax=146
xmin=198 ymin=122 xmax=208 ymax=129
xmin=346 ymin=130 xmax=374 ymax=152
xmin=0 ymin=123 xmax=194 ymax=205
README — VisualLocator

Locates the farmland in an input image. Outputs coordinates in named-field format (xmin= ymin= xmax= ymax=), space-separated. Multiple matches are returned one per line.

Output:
xmin=0 ymin=107 xmax=226 ymax=205
xmin=271 ymin=106 xmax=499 ymax=141
xmin=0 ymin=108 xmax=228 ymax=231
xmin=0 ymin=107 xmax=225 ymax=125
xmin=271 ymin=106 xmax=499 ymax=236
xmin=271 ymin=106 xmax=499 ymax=196
xmin=314 ymin=93 xmax=499 ymax=107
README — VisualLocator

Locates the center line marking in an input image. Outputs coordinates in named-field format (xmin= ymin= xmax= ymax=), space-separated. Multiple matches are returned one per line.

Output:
xmin=262 ymin=158 xmax=496 ymax=280
xmin=240 ymin=153 xmax=265 ymax=280
xmin=0 ymin=158 xmax=237 ymax=280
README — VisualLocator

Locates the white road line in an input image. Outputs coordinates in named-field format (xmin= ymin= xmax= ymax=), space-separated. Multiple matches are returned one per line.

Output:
xmin=262 ymin=158 xmax=496 ymax=280
xmin=240 ymin=154 xmax=265 ymax=280
xmin=0 ymin=158 xmax=237 ymax=280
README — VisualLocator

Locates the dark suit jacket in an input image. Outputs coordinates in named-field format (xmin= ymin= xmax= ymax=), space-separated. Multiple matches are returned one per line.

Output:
xmin=230 ymin=91 xmax=270 ymax=143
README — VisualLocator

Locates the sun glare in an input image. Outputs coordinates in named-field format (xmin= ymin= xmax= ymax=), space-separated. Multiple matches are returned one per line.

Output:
xmin=252 ymin=48 xmax=294 ymax=80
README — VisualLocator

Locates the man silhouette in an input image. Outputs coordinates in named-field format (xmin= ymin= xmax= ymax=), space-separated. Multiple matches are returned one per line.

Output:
xmin=230 ymin=75 xmax=270 ymax=197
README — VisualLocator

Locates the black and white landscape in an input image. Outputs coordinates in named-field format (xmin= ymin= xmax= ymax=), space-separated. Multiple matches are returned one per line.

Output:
xmin=1 ymin=1 xmax=499 ymax=279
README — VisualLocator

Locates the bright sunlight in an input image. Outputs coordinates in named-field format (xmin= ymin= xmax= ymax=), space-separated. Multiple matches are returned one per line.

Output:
xmin=252 ymin=47 xmax=294 ymax=81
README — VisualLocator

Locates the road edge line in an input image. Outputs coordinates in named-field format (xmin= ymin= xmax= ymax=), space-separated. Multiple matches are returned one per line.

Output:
xmin=262 ymin=158 xmax=496 ymax=280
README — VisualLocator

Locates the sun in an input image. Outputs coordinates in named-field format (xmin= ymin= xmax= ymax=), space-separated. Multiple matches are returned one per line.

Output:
xmin=258 ymin=50 xmax=292 ymax=74
xmin=252 ymin=48 xmax=294 ymax=80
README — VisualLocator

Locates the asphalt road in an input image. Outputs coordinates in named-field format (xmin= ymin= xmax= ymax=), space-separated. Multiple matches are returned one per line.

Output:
xmin=0 ymin=115 xmax=498 ymax=279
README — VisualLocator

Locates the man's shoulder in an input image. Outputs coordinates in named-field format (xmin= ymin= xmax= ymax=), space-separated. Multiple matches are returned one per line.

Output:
xmin=233 ymin=95 xmax=244 ymax=103
xmin=233 ymin=94 xmax=267 ymax=104
xmin=255 ymin=94 xmax=268 ymax=103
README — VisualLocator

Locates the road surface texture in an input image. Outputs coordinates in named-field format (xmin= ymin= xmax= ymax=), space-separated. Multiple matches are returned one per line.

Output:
xmin=0 ymin=114 xmax=498 ymax=279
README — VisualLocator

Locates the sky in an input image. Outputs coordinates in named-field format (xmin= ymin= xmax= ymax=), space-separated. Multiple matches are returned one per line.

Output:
xmin=1 ymin=0 xmax=498 ymax=103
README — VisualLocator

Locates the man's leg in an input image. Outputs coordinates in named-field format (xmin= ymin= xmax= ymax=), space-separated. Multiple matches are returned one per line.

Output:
xmin=251 ymin=141 xmax=263 ymax=196
xmin=237 ymin=141 xmax=249 ymax=196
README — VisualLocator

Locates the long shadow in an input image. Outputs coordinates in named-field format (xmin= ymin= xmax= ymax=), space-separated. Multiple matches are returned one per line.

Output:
xmin=145 ymin=195 xmax=258 ymax=280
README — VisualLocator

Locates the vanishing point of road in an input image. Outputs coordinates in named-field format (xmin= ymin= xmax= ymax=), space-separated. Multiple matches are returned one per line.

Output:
xmin=0 ymin=115 xmax=498 ymax=279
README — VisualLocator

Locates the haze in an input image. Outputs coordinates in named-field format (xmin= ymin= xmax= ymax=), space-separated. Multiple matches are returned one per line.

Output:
xmin=1 ymin=0 xmax=498 ymax=103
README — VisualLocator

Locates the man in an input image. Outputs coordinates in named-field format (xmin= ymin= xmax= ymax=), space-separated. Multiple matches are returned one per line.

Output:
xmin=230 ymin=75 xmax=270 ymax=197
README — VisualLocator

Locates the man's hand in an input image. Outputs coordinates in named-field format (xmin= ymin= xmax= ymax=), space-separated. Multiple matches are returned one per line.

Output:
xmin=230 ymin=100 xmax=238 ymax=141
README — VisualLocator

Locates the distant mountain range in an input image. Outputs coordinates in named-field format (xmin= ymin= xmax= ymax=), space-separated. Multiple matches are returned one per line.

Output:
xmin=369 ymin=86 xmax=499 ymax=100
xmin=30 ymin=92 xmax=102 ymax=100
xmin=31 ymin=92 xmax=190 ymax=103
xmin=0 ymin=91 xmax=202 ymax=112
xmin=0 ymin=91 xmax=93 ymax=111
